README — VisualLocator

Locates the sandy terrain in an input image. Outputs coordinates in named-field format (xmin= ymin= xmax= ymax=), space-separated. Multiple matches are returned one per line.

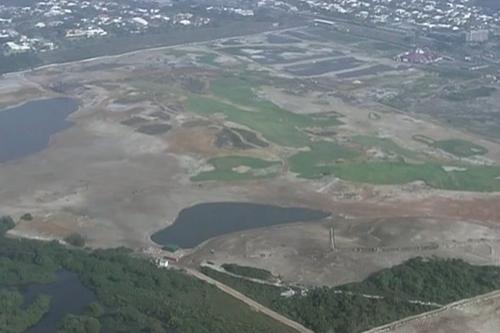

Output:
xmin=0 ymin=28 xmax=499 ymax=288
xmin=184 ymin=216 xmax=500 ymax=287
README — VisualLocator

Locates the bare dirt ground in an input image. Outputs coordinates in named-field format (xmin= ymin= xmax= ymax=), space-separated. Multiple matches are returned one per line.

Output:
xmin=183 ymin=215 xmax=500 ymax=287
xmin=0 ymin=28 xmax=499 ymax=289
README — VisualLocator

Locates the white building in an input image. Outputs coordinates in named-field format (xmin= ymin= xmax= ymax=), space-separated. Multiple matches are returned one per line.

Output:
xmin=5 ymin=41 xmax=31 ymax=54
xmin=466 ymin=30 xmax=489 ymax=43
xmin=132 ymin=17 xmax=149 ymax=26
xmin=65 ymin=27 xmax=107 ymax=38
xmin=280 ymin=289 xmax=296 ymax=298
xmin=156 ymin=258 xmax=169 ymax=268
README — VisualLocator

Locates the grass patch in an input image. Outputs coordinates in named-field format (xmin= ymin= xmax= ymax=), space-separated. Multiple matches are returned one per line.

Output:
xmin=352 ymin=135 xmax=420 ymax=160
xmin=444 ymin=86 xmax=496 ymax=101
xmin=433 ymin=139 xmax=488 ymax=157
xmin=197 ymin=53 xmax=218 ymax=66
xmin=289 ymin=142 xmax=360 ymax=179
xmin=192 ymin=156 xmax=281 ymax=181
xmin=332 ymin=162 xmax=500 ymax=192
xmin=413 ymin=136 xmax=488 ymax=157
xmin=187 ymin=74 xmax=499 ymax=191
xmin=210 ymin=77 xmax=271 ymax=108
xmin=185 ymin=94 xmax=340 ymax=147
xmin=222 ymin=264 xmax=273 ymax=281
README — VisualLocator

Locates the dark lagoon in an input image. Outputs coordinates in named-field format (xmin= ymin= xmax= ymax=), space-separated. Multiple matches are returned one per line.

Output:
xmin=0 ymin=97 xmax=79 ymax=163
xmin=151 ymin=202 xmax=330 ymax=248
xmin=23 ymin=270 xmax=96 ymax=333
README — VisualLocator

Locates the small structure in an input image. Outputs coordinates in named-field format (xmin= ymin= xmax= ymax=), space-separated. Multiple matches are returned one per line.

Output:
xmin=466 ymin=30 xmax=489 ymax=43
xmin=132 ymin=17 xmax=149 ymax=26
xmin=280 ymin=289 xmax=296 ymax=298
xmin=329 ymin=227 xmax=337 ymax=251
xmin=313 ymin=19 xmax=336 ymax=27
xmin=155 ymin=257 xmax=169 ymax=268
xmin=5 ymin=41 xmax=31 ymax=55
xmin=395 ymin=48 xmax=442 ymax=64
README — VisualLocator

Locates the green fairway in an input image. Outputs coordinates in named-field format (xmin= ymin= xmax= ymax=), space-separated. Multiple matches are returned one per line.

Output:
xmin=186 ymin=95 xmax=339 ymax=147
xmin=352 ymin=135 xmax=421 ymax=160
xmin=332 ymin=162 xmax=500 ymax=192
xmin=192 ymin=156 xmax=281 ymax=181
xmin=210 ymin=77 xmax=272 ymax=109
xmin=433 ymin=139 xmax=488 ymax=157
xmin=289 ymin=142 xmax=360 ymax=179
xmin=197 ymin=53 xmax=219 ymax=66
xmin=185 ymin=75 xmax=500 ymax=192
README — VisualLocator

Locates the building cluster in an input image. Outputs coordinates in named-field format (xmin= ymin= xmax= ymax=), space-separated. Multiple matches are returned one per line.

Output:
xmin=296 ymin=0 xmax=500 ymax=34
xmin=395 ymin=47 xmax=442 ymax=64
xmin=0 ymin=0 xmax=260 ymax=56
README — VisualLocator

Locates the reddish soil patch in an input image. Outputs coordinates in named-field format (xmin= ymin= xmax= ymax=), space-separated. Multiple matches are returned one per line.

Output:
xmin=168 ymin=126 xmax=220 ymax=156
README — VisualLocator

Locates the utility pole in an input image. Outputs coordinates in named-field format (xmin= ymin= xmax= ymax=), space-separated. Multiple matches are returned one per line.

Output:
xmin=329 ymin=227 xmax=336 ymax=251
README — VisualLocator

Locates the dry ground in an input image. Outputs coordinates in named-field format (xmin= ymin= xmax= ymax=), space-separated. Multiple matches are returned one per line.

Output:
xmin=183 ymin=216 xmax=500 ymax=287
xmin=0 ymin=29 xmax=499 ymax=290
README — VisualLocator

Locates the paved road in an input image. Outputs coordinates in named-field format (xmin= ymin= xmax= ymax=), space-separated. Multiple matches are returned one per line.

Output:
xmin=183 ymin=267 xmax=315 ymax=333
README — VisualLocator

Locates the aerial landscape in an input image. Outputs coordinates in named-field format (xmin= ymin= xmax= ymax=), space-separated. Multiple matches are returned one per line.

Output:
xmin=1 ymin=0 xmax=500 ymax=332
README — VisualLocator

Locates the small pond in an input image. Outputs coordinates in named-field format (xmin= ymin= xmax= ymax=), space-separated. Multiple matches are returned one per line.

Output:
xmin=23 ymin=270 xmax=96 ymax=333
xmin=0 ymin=97 xmax=79 ymax=163
xmin=151 ymin=202 xmax=330 ymax=248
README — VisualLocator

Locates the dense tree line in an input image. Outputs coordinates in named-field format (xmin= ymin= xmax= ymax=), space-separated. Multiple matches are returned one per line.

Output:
xmin=0 ymin=290 xmax=51 ymax=333
xmin=0 ymin=216 xmax=15 ymax=235
xmin=340 ymin=256 xmax=500 ymax=304
xmin=0 ymin=54 xmax=42 ymax=74
xmin=0 ymin=217 xmax=293 ymax=333
xmin=58 ymin=314 xmax=101 ymax=333
xmin=203 ymin=256 xmax=500 ymax=333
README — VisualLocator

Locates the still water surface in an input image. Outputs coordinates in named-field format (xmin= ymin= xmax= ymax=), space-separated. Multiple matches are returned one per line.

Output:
xmin=0 ymin=97 xmax=78 ymax=163
xmin=23 ymin=270 xmax=95 ymax=333
xmin=152 ymin=202 xmax=331 ymax=248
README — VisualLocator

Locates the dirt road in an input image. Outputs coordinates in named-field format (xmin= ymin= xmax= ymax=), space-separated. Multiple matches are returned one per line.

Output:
xmin=362 ymin=290 xmax=500 ymax=333
xmin=183 ymin=267 xmax=315 ymax=333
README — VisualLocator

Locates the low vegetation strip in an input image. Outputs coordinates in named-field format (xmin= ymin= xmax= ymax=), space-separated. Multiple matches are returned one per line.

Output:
xmin=332 ymin=162 xmax=500 ymax=192
xmin=201 ymin=257 xmax=500 ymax=333
xmin=192 ymin=156 xmax=281 ymax=181
xmin=432 ymin=139 xmax=488 ymax=157
xmin=221 ymin=263 xmax=274 ymax=281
